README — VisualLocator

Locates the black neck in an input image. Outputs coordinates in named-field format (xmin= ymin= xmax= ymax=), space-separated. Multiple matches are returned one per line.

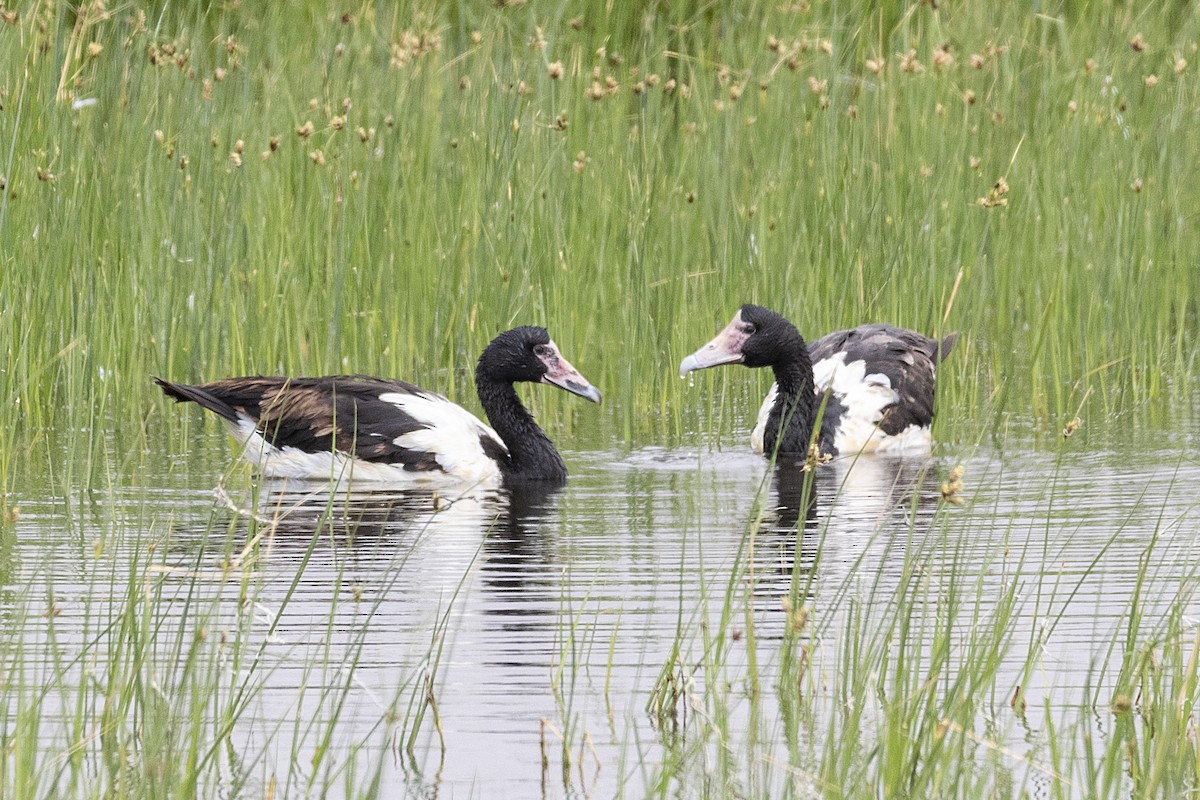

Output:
xmin=476 ymin=378 xmax=568 ymax=483
xmin=764 ymin=350 xmax=818 ymax=457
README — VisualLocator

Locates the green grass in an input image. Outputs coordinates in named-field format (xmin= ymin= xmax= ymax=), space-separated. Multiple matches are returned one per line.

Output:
xmin=0 ymin=1 xmax=1196 ymax=472
xmin=0 ymin=1 xmax=1198 ymax=798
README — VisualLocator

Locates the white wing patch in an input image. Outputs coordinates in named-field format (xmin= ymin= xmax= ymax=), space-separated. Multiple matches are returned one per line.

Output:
xmin=378 ymin=391 xmax=507 ymax=482
xmin=224 ymin=391 xmax=508 ymax=485
xmin=752 ymin=353 xmax=935 ymax=457
xmin=813 ymin=352 xmax=899 ymax=454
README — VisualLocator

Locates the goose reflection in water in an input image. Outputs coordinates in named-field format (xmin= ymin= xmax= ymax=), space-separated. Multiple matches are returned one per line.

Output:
xmin=747 ymin=457 xmax=956 ymax=614
xmin=215 ymin=479 xmax=564 ymax=596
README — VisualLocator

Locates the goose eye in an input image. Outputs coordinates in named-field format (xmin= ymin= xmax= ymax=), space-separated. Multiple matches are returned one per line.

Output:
xmin=740 ymin=323 xmax=756 ymax=335
xmin=533 ymin=344 xmax=552 ymax=357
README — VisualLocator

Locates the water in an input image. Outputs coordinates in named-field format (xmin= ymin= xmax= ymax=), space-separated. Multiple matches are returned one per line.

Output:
xmin=5 ymin=420 xmax=1200 ymax=798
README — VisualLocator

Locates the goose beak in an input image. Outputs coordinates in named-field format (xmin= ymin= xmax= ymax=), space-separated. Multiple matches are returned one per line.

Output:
xmin=540 ymin=345 xmax=602 ymax=404
xmin=679 ymin=313 xmax=749 ymax=378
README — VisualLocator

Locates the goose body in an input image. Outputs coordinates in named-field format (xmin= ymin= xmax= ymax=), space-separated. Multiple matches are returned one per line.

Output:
xmin=681 ymin=305 xmax=955 ymax=459
xmin=157 ymin=327 xmax=600 ymax=484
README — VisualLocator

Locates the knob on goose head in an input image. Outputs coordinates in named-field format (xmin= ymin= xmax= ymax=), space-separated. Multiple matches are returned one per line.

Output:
xmin=679 ymin=304 xmax=805 ymax=375
xmin=478 ymin=325 xmax=602 ymax=403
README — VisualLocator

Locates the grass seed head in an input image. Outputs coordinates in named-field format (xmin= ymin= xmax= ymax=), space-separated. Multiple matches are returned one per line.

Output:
xmin=970 ymin=53 xmax=985 ymax=69
xmin=296 ymin=120 xmax=314 ymax=138
xmin=898 ymin=49 xmax=924 ymax=74
xmin=1130 ymin=33 xmax=1146 ymax=53
xmin=87 ymin=42 xmax=103 ymax=58
xmin=1062 ymin=417 xmax=1081 ymax=437
xmin=548 ymin=61 xmax=563 ymax=79
xmin=1175 ymin=57 xmax=1188 ymax=74
xmin=865 ymin=57 xmax=884 ymax=74
xmin=978 ymin=177 xmax=1009 ymax=208
xmin=932 ymin=43 xmax=953 ymax=70
xmin=940 ymin=464 xmax=965 ymax=503
xmin=1143 ymin=74 xmax=1158 ymax=88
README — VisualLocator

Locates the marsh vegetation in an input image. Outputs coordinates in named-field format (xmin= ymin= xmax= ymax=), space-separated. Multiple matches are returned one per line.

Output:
xmin=0 ymin=1 xmax=1197 ymax=797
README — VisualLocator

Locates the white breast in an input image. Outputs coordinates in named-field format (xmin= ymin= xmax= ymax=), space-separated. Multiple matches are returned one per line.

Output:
xmin=751 ymin=352 xmax=934 ymax=457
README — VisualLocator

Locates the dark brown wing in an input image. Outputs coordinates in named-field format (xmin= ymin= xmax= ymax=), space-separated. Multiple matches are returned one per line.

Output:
xmin=156 ymin=375 xmax=488 ymax=471
xmin=808 ymin=326 xmax=956 ymax=435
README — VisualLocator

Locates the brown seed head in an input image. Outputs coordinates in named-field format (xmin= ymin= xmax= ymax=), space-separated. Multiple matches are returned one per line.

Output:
xmin=1130 ymin=33 xmax=1146 ymax=52
xmin=548 ymin=61 xmax=563 ymax=79
xmin=296 ymin=121 xmax=314 ymax=138
xmin=898 ymin=49 xmax=924 ymax=74
xmin=87 ymin=42 xmax=103 ymax=58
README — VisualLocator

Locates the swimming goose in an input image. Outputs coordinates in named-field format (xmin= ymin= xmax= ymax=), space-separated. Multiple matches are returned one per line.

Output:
xmin=157 ymin=326 xmax=600 ymax=484
xmin=680 ymin=304 xmax=955 ymax=458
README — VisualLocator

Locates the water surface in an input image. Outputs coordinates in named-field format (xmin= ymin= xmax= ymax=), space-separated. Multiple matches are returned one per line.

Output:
xmin=7 ymin=421 xmax=1200 ymax=798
